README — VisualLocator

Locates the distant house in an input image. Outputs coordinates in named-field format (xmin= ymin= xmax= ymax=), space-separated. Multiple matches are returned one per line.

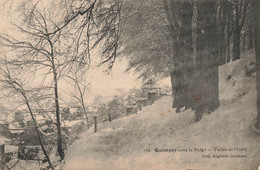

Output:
xmin=136 ymin=97 xmax=150 ymax=109
xmin=0 ymin=123 xmax=13 ymax=140
xmin=60 ymin=101 xmax=85 ymax=120
xmin=125 ymin=105 xmax=138 ymax=115
xmin=141 ymin=79 xmax=162 ymax=99
xmin=125 ymin=94 xmax=138 ymax=115
xmin=131 ymin=79 xmax=163 ymax=108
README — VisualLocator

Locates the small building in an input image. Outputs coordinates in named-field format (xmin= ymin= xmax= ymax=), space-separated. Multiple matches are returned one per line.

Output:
xmin=126 ymin=105 xmax=138 ymax=115
xmin=141 ymin=79 xmax=162 ymax=99
xmin=139 ymin=79 xmax=162 ymax=105
xmin=61 ymin=105 xmax=84 ymax=120
xmin=125 ymin=95 xmax=138 ymax=115
xmin=136 ymin=97 xmax=150 ymax=110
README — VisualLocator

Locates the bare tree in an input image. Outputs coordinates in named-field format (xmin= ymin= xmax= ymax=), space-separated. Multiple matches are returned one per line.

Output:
xmin=65 ymin=68 xmax=91 ymax=127
xmin=0 ymin=62 xmax=54 ymax=170
xmin=107 ymin=95 xmax=125 ymax=120
xmin=0 ymin=0 xmax=122 ymax=160
xmin=0 ymin=2 xmax=81 ymax=159
xmin=92 ymin=95 xmax=109 ymax=118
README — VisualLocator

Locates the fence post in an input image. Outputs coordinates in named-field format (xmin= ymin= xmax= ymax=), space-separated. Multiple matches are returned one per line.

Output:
xmin=94 ymin=116 xmax=97 ymax=133
xmin=0 ymin=144 xmax=5 ymax=170
xmin=108 ymin=112 xmax=112 ymax=122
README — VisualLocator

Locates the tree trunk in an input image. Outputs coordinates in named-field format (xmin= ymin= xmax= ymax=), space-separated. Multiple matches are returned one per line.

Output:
xmin=108 ymin=111 xmax=112 ymax=122
xmin=226 ymin=32 xmax=231 ymax=62
xmin=82 ymin=104 xmax=89 ymax=128
xmin=54 ymin=76 xmax=64 ymax=160
xmin=232 ymin=0 xmax=240 ymax=61
xmin=164 ymin=0 xmax=193 ymax=112
xmin=226 ymin=3 xmax=232 ymax=63
xmin=218 ymin=0 xmax=227 ymax=65
xmin=232 ymin=0 xmax=248 ymax=61
xmin=179 ymin=1 xmax=193 ymax=109
xmin=52 ymin=66 xmax=64 ymax=160
xmin=242 ymin=31 xmax=246 ymax=52
xmin=170 ymin=67 xmax=181 ymax=113
xmin=233 ymin=30 xmax=241 ymax=60
xmin=195 ymin=0 xmax=219 ymax=121
xmin=248 ymin=21 xmax=254 ymax=50
xmin=48 ymin=34 xmax=64 ymax=160
xmin=94 ymin=116 xmax=97 ymax=133
xmin=253 ymin=0 xmax=260 ymax=129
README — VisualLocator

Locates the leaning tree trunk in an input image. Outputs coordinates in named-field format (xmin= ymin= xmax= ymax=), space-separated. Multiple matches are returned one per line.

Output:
xmin=194 ymin=0 xmax=220 ymax=121
xmin=253 ymin=0 xmax=260 ymax=129
xmin=23 ymin=95 xmax=54 ymax=170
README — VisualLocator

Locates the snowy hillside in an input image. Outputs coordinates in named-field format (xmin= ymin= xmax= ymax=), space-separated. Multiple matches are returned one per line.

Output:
xmin=63 ymin=51 xmax=260 ymax=170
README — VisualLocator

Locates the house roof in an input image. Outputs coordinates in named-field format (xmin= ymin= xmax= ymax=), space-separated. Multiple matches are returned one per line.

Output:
xmin=142 ymin=81 xmax=161 ymax=89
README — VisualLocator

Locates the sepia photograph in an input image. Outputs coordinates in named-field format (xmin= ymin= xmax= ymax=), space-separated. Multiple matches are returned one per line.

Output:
xmin=0 ymin=0 xmax=259 ymax=169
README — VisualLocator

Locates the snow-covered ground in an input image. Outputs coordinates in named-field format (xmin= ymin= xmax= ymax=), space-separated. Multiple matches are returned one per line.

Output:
xmin=62 ymin=51 xmax=260 ymax=170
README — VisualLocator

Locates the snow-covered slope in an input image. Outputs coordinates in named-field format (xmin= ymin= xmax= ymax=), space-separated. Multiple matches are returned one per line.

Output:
xmin=63 ymin=51 xmax=260 ymax=170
